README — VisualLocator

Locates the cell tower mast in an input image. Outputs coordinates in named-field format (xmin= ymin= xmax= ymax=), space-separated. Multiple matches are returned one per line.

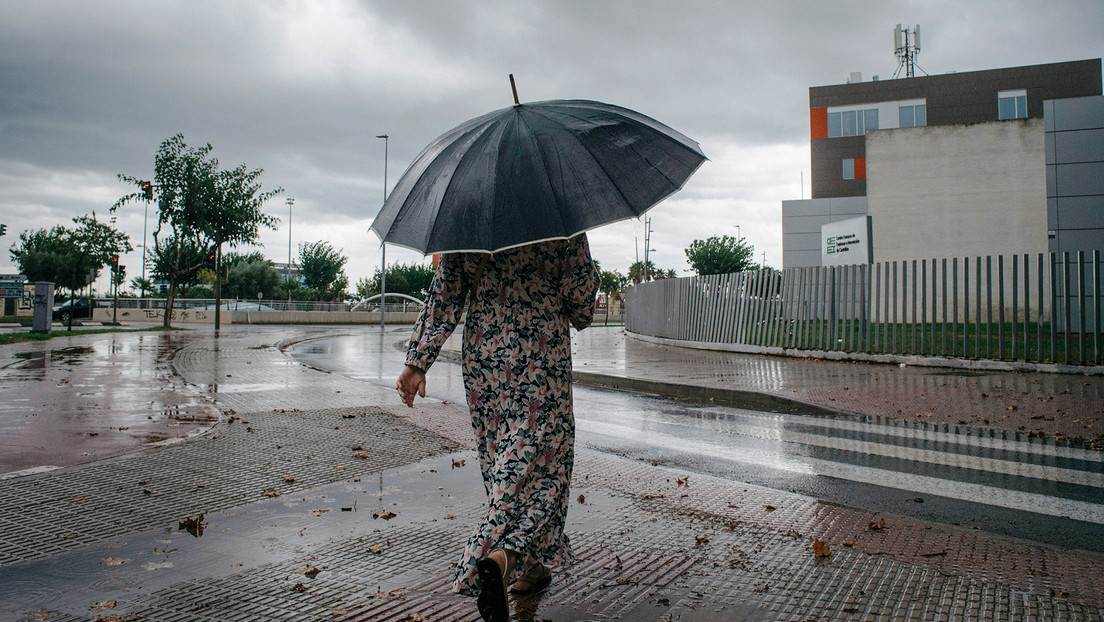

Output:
xmin=893 ymin=23 xmax=922 ymax=78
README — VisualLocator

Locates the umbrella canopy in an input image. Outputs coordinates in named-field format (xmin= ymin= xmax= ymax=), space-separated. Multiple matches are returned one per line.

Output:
xmin=370 ymin=99 xmax=706 ymax=255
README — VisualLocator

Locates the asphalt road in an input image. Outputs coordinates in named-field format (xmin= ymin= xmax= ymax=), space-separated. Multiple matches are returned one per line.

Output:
xmin=287 ymin=332 xmax=1104 ymax=554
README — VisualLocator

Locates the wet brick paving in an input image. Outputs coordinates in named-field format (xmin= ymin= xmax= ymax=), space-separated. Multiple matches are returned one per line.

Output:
xmin=0 ymin=326 xmax=1102 ymax=620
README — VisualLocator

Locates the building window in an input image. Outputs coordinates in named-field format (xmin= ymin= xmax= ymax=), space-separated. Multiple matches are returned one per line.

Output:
xmin=843 ymin=158 xmax=855 ymax=180
xmin=899 ymin=104 xmax=926 ymax=128
xmin=998 ymin=90 xmax=1027 ymax=120
xmin=827 ymin=109 xmax=879 ymax=137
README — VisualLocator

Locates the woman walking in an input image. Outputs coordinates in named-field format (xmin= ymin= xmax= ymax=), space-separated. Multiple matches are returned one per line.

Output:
xmin=396 ymin=234 xmax=599 ymax=621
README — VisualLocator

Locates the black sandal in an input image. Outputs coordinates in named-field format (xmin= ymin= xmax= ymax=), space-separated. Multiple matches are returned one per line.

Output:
xmin=476 ymin=548 xmax=512 ymax=622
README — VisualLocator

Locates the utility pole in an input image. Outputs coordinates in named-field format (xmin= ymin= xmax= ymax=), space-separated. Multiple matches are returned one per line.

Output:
xmin=376 ymin=135 xmax=389 ymax=332
xmin=286 ymin=197 xmax=294 ymax=304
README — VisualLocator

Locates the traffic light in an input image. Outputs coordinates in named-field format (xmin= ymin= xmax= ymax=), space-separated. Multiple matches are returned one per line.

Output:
xmin=0 ymin=223 xmax=6 ymax=236
xmin=141 ymin=181 xmax=153 ymax=200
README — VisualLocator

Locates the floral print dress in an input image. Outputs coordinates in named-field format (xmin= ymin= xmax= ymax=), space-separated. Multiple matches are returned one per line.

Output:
xmin=405 ymin=234 xmax=599 ymax=595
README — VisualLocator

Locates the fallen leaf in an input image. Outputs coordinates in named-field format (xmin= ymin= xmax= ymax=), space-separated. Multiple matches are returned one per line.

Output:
xmin=311 ymin=509 xmax=331 ymax=517
xmin=70 ymin=497 xmax=89 ymax=504
xmin=284 ymin=476 xmax=296 ymax=483
xmin=262 ymin=490 xmax=281 ymax=497
xmin=366 ymin=545 xmax=383 ymax=554
xmin=452 ymin=459 xmax=466 ymax=468
xmin=58 ymin=532 xmax=78 ymax=539
xmin=868 ymin=518 xmax=887 ymax=531
xmin=179 ymin=514 xmax=206 ymax=537
xmin=293 ymin=582 xmax=307 ymax=592
xmin=763 ymin=504 xmax=776 ymax=511
xmin=304 ymin=566 xmax=322 ymax=579
xmin=813 ymin=539 xmax=831 ymax=557
xmin=142 ymin=488 xmax=156 ymax=495
xmin=102 ymin=557 xmax=131 ymax=567
xmin=676 ymin=475 xmax=689 ymax=487
xmin=353 ymin=451 xmax=371 ymax=459
xmin=841 ymin=541 xmax=855 ymax=547
xmin=695 ymin=535 xmax=710 ymax=546
xmin=402 ymin=614 xmax=424 ymax=622
xmin=443 ymin=514 xmax=459 ymax=520
xmin=90 ymin=601 xmax=116 ymax=611
xmin=372 ymin=511 xmax=398 ymax=520
xmin=577 ymin=494 xmax=586 ymax=504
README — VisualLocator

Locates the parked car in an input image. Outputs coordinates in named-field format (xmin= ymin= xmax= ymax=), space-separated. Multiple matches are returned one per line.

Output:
xmin=52 ymin=299 xmax=94 ymax=323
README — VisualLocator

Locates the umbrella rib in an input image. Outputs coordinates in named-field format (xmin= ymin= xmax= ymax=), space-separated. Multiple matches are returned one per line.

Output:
xmin=424 ymin=117 xmax=509 ymax=254
xmin=516 ymin=111 xmax=572 ymax=234
xmin=524 ymin=106 xmax=639 ymax=217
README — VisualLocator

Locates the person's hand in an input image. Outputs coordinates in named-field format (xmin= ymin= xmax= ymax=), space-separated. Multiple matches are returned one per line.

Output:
xmin=396 ymin=364 xmax=427 ymax=407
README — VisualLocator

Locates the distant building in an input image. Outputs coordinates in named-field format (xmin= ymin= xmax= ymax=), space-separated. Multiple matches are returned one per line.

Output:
xmin=782 ymin=58 xmax=1102 ymax=269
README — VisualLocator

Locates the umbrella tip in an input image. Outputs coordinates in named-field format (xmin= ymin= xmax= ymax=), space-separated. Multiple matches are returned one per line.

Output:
xmin=509 ymin=74 xmax=520 ymax=106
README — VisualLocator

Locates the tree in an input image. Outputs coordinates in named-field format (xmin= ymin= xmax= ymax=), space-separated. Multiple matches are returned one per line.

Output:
xmin=684 ymin=235 xmax=755 ymax=276
xmin=628 ymin=260 xmax=655 ymax=285
xmin=298 ymin=241 xmax=348 ymax=300
xmin=360 ymin=262 xmax=436 ymax=299
xmin=9 ymin=214 xmax=131 ymax=329
xmin=598 ymin=269 xmax=628 ymax=325
xmin=114 ymin=134 xmax=280 ymax=328
xmin=223 ymin=253 xmax=281 ymax=300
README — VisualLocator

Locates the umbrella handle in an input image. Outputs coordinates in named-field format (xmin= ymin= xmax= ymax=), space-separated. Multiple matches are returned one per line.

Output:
xmin=509 ymin=74 xmax=520 ymax=106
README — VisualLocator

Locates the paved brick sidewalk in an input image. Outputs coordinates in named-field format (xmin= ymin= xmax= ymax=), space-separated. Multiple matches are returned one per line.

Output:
xmin=0 ymin=325 xmax=1101 ymax=621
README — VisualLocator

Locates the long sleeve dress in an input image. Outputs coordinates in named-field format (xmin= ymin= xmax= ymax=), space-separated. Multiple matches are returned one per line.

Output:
xmin=405 ymin=234 xmax=599 ymax=595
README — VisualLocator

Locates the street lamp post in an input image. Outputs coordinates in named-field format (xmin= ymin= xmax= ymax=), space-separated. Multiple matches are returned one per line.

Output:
xmin=286 ymin=197 xmax=294 ymax=304
xmin=376 ymin=134 xmax=388 ymax=332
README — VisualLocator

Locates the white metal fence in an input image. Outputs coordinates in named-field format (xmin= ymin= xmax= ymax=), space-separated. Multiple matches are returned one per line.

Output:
xmin=625 ymin=251 xmax=1102 ymax=366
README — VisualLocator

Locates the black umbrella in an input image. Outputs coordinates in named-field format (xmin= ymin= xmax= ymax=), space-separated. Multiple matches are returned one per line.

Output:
xmin=371 ymin=79 xmax=706 ymax=255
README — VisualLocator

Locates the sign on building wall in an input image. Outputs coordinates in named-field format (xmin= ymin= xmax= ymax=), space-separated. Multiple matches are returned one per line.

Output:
xmin=821 ymin=216 xmax=873 ymax=266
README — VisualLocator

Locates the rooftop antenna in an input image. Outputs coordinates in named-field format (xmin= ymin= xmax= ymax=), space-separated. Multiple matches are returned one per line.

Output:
xmin=893 ymin=24 xmax=925 ymax=78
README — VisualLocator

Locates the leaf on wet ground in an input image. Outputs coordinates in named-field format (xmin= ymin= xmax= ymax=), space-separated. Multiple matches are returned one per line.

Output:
xmin=70 ymin=497 xmax=89 ymax=504
xmin=311 ymin=509 xmax=331 ymax=517
xmin=868 ymin=518 xmax=887 ymax=531
xmin=443 ymin=514 xmax=459 ymax=520
xmin=284 ymin=476 xmax=296 ymax=483
xmin=102 ymin=557 xmax=131 ymax=566
xmin=293 ymin=582 xmax=308 ymax=592
xmin=262 ymin=489 xmax=281 ymax=497
xmin=297 ymin=566 xmax=322 ymax=579
xmin=402 ymin=614 xmax=425 ymax=622
xmin=353 ymin=451 xmax=371 ymax=459
xmin=676 ymin=476 xmax=689 ymax=487
xmin=373 ymin=511 xmax=398 ymax=520
xmin=366 ymin=545 xmax=383 ymax=554
xmin=179 ymin=514 xmax=206 ymax=537
xmin=577 ymin=494 xmax=586 ymax=504
xmin=90 ymin=600 xmax=117 ymax=610
xmin=694 ymin=535 xmax=710 ymax=547
xmin=59 ymin=532 xmax=78 ymax=539
xmin=813 ymin=539 xmax=831 ymax=558
xmin=90 ymin=616 xmax=134 ymax=622
xmin=763 ymin=504 xmax=776 ymax=511
xmin=452 ymin=459 xmax=466 ymax=468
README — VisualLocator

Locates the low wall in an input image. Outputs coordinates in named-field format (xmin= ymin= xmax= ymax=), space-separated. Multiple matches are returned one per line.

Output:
xmin=94 ymin=308 xmax=421 ymax=325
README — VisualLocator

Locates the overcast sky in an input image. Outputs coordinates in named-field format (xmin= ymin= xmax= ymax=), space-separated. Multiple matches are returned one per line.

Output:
xmin=2 ymin=0 xmax=1101 ymax=294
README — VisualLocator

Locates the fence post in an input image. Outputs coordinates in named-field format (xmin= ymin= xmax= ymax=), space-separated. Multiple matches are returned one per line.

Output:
xmin=1078 ymin=251 xmax=1086 ymax=365
xmin=1012 ymin=254 xmax=1019 ymax=361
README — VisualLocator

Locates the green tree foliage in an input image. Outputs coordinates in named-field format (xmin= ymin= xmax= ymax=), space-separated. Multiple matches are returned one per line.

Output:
xmin=598 ymin=269 xmax=628 ymax=325
xmin=223 ymin=253 xmax=281 ymax=300
xmin=684 ymin=235 xmax=755 ymax=276
xmin=9 ymin=215 xmax=132 ymax=327
xmin=114 ymin=134 xmax=280 ymax=327
xmin=360 ymin=262 xmax=436 ymax=299
xmin=298 ymin=241 xmax=348 ymax=301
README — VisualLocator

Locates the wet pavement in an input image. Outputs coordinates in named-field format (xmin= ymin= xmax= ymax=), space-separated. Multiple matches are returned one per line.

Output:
xmin=0 ymin=323 xmax=1102 ymax=621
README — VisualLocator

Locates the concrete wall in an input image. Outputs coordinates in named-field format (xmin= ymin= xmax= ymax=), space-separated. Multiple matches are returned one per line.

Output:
xmin=866 ymin=119 xmax=1048 ymax=263
xmin=781 ymin=196 xmax=867 ymax=269
xmin=94 ymin=308 xmax=422 ymax=325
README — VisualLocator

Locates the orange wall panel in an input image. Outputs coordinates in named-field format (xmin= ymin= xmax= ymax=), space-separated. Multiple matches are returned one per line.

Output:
xmin=810 ymin=107 xmax=828 ymax=139
xmin=855 ymin=157 xmax=866 ymax=179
